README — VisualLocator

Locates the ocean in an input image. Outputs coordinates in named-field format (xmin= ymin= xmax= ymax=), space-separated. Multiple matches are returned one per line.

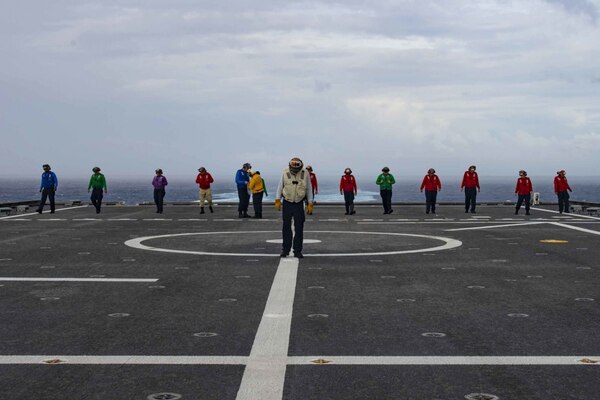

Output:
xmin=2 ymin=176 xmax=600 ymax=205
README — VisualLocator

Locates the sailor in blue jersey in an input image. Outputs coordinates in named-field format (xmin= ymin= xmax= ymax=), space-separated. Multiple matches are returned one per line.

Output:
xmin=235 ymin=163 xmax=252 ymax=218
xmin=37 ymin=164 xmax=58 ymax=214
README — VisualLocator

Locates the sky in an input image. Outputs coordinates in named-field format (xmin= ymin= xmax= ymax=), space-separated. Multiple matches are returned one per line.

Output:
xmin=1 ymin=0 xmax=600 ymax=179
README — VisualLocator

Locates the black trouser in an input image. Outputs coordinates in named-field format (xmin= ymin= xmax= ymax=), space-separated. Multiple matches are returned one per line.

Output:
xmin=516 ymin=194 xmax=531 ymax=212
xmin=252 ymin=192 xmax=264 ymax=217
xmin=464 ymin=187 xmax=477 ymax=212
xmin=343 ymin=191 xmax=355 ymax=214
xmin=91 ymin=188 xmax=104 ymax=213
xmin=237 ymin=187 xmax=250 ymax=213
xmin=282 ymin=200 xmax=305 ymax=254
xmin=425 ymin=190 xmax=437 ymax=213
xmin=38 ymin=187 xmax=56 ymax=212
xmin=557 ymin=191 xmax=570 ymax=213
xmin=380 ymin=189 xmax=392 ymax=213
xmin=154 ymin=188 xmax=165 ymax=213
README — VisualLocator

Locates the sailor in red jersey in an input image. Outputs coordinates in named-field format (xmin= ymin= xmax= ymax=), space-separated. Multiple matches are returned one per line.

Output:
xmin=461 ymin=165 xmax=480 ymax=213
xmin=195 ymin=167 xmax=215 ymax=214
xmin=514 ymin=170 xmax=533 ymax=215
xmin=420 ymin=168 xmax=442 ymax=214
xmin=306 ymin=165 xmax=318 ymax=205
xmin=554 ymin=170 xmax=572 ymax=214
xmin=340 ymin=168 xmax=358 ymax=215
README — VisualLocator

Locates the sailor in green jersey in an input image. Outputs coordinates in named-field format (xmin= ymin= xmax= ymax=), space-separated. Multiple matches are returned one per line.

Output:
xmin=87 ymin=166 xmax=107 ymax=214
xmin=376 ymin=167 xmax=395 ymax=214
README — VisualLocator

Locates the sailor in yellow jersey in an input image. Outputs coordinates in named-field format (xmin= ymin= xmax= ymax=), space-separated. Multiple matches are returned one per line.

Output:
xmin=275 ymin=157 xmax=314 ymax=258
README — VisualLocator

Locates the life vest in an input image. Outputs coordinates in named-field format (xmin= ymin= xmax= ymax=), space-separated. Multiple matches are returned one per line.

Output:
xmin=282 ymin=169 xmax=308 ymax=203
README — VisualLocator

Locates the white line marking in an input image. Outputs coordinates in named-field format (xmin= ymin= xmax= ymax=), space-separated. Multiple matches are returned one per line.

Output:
xmin=107 ymin=218 xmax=137 ymax=221
xmin=0 ymin=277 xmax=158 ymax=282
xmin=124 ymin=231 xmax=462 ymax=257
xmin=72 ymin=218 xmax=101 ymax=221
xmin=551 ymin=222 xmax=600 ymax=236
xmin=236 ymin=257 xmax=299 ymax=400
xmin=0 ymin=356 xmax=247 ymax=365
xmin=532 ymin=207 xmax=600 ymax=220
xmin=0 ymin=205 xmax=88 ymax=220
xmin=287 ymin=356 xmax=600 ymax=365
xmin=446 ymin=222 xmax=546 ymax=232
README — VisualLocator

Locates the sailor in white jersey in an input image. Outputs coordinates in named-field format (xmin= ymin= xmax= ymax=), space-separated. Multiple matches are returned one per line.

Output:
xmin=275 ymin=157 xmax=314 ymax=258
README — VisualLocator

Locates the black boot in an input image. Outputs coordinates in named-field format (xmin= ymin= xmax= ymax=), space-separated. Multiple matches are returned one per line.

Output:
xmin=209 ymin=206 xmax=214 ymax=213
xmin=200 ymin=208 xmax=205 ymax=214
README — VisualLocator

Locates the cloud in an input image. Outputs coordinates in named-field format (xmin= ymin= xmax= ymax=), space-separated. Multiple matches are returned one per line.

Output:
xmin=544 ymin=0 xmax=598 ymax=24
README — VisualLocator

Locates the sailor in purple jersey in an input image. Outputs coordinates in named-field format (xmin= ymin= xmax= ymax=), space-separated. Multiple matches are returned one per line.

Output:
xmin=152 ymin=169 xmax=168 ymax=213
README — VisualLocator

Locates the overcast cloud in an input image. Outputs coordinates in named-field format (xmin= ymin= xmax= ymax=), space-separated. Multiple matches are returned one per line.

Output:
xmin=1 ymin=0 xmax=600 ymax=179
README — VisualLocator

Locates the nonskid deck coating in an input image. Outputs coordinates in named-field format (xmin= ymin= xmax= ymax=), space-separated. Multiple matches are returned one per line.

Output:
xmin=0 ymin=204 xmax=599 ymax=399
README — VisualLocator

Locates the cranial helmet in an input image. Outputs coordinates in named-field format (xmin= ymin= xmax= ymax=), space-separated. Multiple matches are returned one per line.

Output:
xmin=289 ymin=157 xmax=303 ymax=173
xmin=519 ymin=170 xmax=527 ymax=176
xmin=344 ymin=168 xmax=352 ymax=175
xmin=42 ymin=164 xmax=51 ymax=170
xmin=382 ymin=166 xmax=390 ymax=173
xmin=92 ymin=167 xmax=101 ymax=173
xmin=198 ymin=167 xmax=206 ymax=173
xmin=243 ymin=163 xmax=252 ymax=170
xmin=155 ymin=169 xmax=163 ymax=174
xmin=428 ymin=168 xmax=436 ymax=174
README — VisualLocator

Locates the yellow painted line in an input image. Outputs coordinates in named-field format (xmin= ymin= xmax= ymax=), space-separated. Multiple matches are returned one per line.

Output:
xmin=540 ymin=239 xmax=569 ymax=243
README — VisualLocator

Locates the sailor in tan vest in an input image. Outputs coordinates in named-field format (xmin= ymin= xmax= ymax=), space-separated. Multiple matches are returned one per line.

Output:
xmin=275 ymin=157 xmax=314 ymax=258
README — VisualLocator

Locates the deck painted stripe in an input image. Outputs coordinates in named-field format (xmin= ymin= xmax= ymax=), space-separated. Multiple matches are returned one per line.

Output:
xmin=551 ymin=222 xmax=600 ymax=236
xmin=287 ymin=356 xmax=600 ymax=365
xmin=445 ymin=222 xmax=547 ymax=232
xmin=532 ymin=207 xmax=600 ymax=220
xmin=0 ymin=205 xmax=88 ymax=220
xmin=236 ymin=257 xmax=299 ymax=400
xmin=0 ymin=356 xmax=246 ymax=365
xmin=0 ymin=277 xmax=158 ymax=282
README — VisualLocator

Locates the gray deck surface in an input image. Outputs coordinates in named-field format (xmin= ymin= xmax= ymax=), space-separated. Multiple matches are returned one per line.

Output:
xmin=0 ymin=203 xmax=598 ymax=399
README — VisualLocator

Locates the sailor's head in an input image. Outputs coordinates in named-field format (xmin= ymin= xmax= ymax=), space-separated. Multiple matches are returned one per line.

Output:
xmin=344 ymin=168 xmax=352 ymax=175
xmin=428 ymin=168 xmax=436 ymax=175
xmin=92 ymin=167 xmax=101 ymax=173
xmin=306 ymin=165 xmax=313 ymax=172
xmin=382 ymin=166 xmax=390 ymax=174
xmin=155 ymin=169 xmax=163 ymax=175
xmin=469 ymin=165 xmax=476 ymax=172
xmin=198 ymin=167 xmax=206 ymax=173
xmin=557 ymin=170 xmax=566 ymax=176
xmin=289 ymin=157 xmax=303 ymax=174
xmin=519 ymin=170 xmax=527 ymax=177
xmin=242 ymin=163 xmax=252 ymax=171
xmin=42 ymin=164 xmax=51 ymax=171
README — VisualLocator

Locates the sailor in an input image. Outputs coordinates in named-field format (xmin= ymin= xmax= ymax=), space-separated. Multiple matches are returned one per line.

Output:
xmin=515 ymin=170 xmax=533 ymax=215
xmin=37 ymin=164 xmax=58 ymax=214
xmin=196 ymin=167 xmax=214 ymax=214
xmin=275 ymin=157 xmax=313 ymax=258
xmin=376 ymin=166 xmax=395 ymax=214
xmin=152 ymin=169 xmax=168 ymax=214
xmin=235 ymin=163 xmax=252 ymax=218
xmin=461 ymin=165 xmax=480 ymax=213
xmin=306 ymin=165 xmax=318 ymax=205
xmin=554 ymin=170 xmax=572 ymax=214
xmin=340 ymin=168 xmax=358 ymax=215
xmin=87 ymin=167 xmax=107 ymax=214
xmin=248 ymin=170 xmax=267 ymax=219
xmin=420 ymin=168 xmax=442 ymax=214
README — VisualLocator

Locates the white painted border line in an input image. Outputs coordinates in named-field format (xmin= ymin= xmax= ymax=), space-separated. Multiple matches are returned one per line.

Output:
xmin=551 ymin=222 xmax=600 ymax=236
xmin=445 ymin=222 xmax=547 ymax=232
xmin=532 ymin=207 xmax=600 ymax=221
xmin=236 ymin=257 xmax=299 ymax=400
xmin=287 ymin=356 xmax=600 ymax=365
xmin=0 ymin=356 xmax=246 ymax=365
xmin=124 ymin=231 xmax=462 ymax=257
xmin=0 ymin=205 xmax=88 ymax=220
xmin=0 ymin=277 xmax=158 ymax=282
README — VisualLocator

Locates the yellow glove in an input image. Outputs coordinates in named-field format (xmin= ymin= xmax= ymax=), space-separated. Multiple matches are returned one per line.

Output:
xmin=306 ymin=203 xmax=314 ymax=215
xmin=275 ymin=198 xmax=281 ymax=211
